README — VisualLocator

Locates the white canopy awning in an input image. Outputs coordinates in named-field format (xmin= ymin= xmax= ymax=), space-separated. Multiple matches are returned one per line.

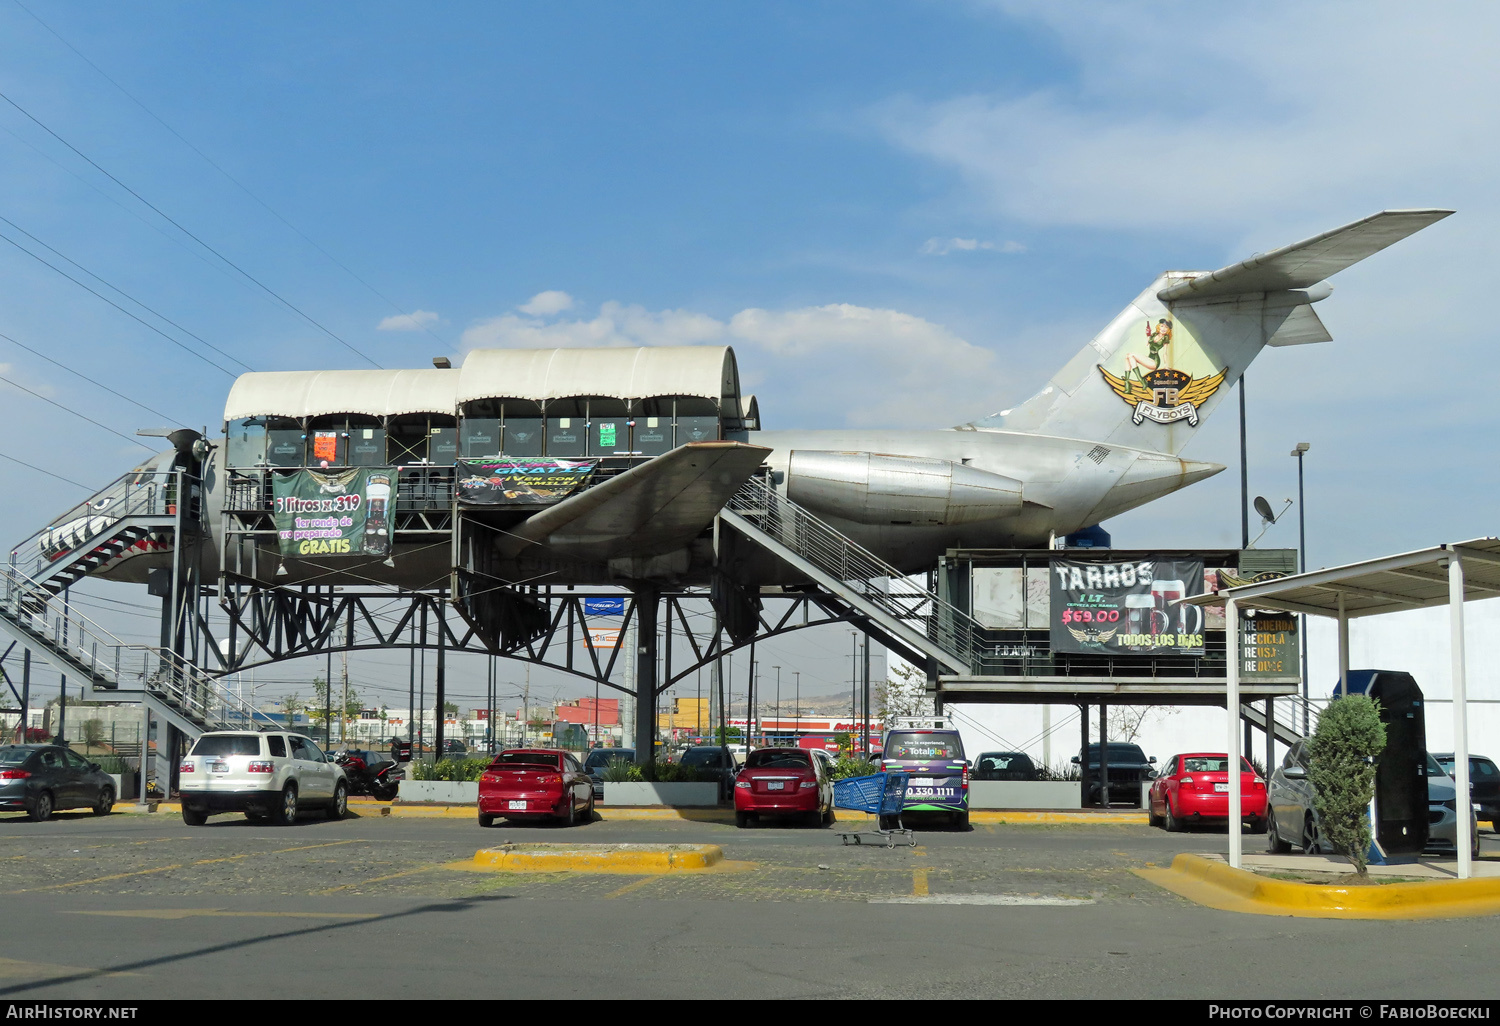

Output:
xmin=455 ymin=346 xmax=739 ymax=405
xmin=224 ymin=369 xmax=461 ymax=421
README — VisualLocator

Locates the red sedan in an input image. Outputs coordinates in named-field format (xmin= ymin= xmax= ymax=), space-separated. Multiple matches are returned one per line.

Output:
xmin=478 ymin=748 xmax=593 ymax=827
xmin=733 ymin=747 xmax=834 ymax=827
xmin=1148 ymin=752 xmax=1267 ymax=832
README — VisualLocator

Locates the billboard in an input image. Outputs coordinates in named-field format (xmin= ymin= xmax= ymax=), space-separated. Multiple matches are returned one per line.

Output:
xmin=272 ymin=467 xmax=395 ymax=559
xmin=455 ymin=458 xmax=597 ymax=505
xmin=1049 ymin=557 xmax=1206 ymax=655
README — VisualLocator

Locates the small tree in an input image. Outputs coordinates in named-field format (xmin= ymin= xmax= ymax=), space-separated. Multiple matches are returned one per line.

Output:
xmin=878 ymin=663 xmax=935 ymax=722
xmin=82 ymin=719 xmax=107 ymax=748
xmin=1308 ymin=695 xmax=1386 ymax=875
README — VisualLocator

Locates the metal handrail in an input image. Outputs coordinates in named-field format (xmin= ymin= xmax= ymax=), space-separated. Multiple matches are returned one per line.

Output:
xmin=9 ymin=470 xmax=180 ymax=582
xmin=724 ymin=475 xmax=987 ymax=671
xmin=0 ymin=562 xmax=271 ymax=734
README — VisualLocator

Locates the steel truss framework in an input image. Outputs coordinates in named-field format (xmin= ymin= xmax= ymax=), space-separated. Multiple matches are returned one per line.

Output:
xmin=212 ymin=576 xmax=855 ymax=699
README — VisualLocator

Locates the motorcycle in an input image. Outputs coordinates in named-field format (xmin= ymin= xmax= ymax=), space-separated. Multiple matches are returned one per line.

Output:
xmin=333 ymin=748 xmax=404 ymax=802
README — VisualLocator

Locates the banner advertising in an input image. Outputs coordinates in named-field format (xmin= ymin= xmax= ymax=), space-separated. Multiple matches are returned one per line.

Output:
xmin=456 ymin=458 xmax=597 ymax=506
xmin=272 ymin=467 xmax=395 ymax=559
xmin=1049 ymin=558 xmax=1206 ymax=655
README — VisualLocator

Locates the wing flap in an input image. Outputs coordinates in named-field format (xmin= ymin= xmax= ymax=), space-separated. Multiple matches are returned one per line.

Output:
xmin=1157 ymin=209 xmax=1453 ymax=301
xmin=497 ymin=441 xmax=772 ymax=561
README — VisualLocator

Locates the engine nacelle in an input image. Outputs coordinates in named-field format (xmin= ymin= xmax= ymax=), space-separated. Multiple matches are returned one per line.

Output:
xmin=785 ymin=450 xmax=1023 ymax=526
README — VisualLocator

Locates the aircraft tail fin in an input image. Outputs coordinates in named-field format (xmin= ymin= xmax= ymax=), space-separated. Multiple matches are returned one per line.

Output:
xmin=971 ymin=209 xmax=1452 ymax=453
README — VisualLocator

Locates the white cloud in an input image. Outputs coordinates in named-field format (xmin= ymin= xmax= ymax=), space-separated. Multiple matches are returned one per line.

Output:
xmin=919 ymin=237 xmax=1025 ymax=255
xmin=461 ymin=298 xmax=1000 ymax=429
xmin=518 ymin=290 xmax=575 ymax=316
xmin=376 ymin=310 xmax=441 ymax=332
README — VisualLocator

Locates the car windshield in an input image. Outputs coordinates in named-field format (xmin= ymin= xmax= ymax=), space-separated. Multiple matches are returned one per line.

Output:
xmin=493 ymin=752 xmax=561 ymax=769
xmin=884 ymin=733 xmax=964 ymax=761
xmin=1086 ymin=744 xmax=1148 ymax=762
xmin=1180 ymin=756 xmax=1257 ymax=773
xmin=746 ymin=749 xmax=811 ymax=770
xmin=680 ymin=748 xmax=725 ymax=767
xmin=1427 ymin=755 xmax=1450 ymax=778
xmin=0 ymin=748 xmax=32 ymax=767
xmin=585 ymin=750 xmax=633 ymax=770
xmin=190 ymin=735 xmax=262 ymax=757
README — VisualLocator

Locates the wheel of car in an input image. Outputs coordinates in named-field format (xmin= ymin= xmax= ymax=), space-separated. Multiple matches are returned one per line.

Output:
xmin=270 ymin=784 xmax=298 ymax=826
xmin=1301 ymin=815 xmax=1322 ymax=854
xmin=823 ymin=804 xmax=836 ymax=826
xmin=325 ymin=783 xmax=347 ymax=821
xmin=1266 ymin=809 xmax=1291 ymax=853
xmin=92 ymin=786 xmax=115 ymax=816
xmin=735 ymin=811 xmax=751 ymax=829
xmin=1249 ymin=815 xmax=1267 ymax=835
xmin=1163 ymin=798 xmax=1180 ymax=833
xmin=583 ymin=795 xmax=594 ymax=823
xmin=805 ymin=809 xmax=823 ymax=828
xmin=478 ymin=812 xmax=495 ymax=828
xmin=953 ymin=810 xmax=970 ymax=831
xmin=181 ymin=806 xmax=208 ymax=826
xmin=1147 ymin=796 xmax=1163 ymax=829
xmin=28 ymin=791 xmax=53 ymax=823
xmin=562 ymin=798 xmax=576 ymax=827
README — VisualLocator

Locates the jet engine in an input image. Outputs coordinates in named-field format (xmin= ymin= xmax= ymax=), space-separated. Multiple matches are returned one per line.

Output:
xmin=785 ymin=450 xmax=1023 ymax=526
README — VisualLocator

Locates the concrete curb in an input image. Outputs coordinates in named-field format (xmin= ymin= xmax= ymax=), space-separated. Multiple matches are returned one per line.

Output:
xmin=470 ymin=843 xmax=724 ymax=873
xmin=1136 ymin=853 xmax=1500 ymax=919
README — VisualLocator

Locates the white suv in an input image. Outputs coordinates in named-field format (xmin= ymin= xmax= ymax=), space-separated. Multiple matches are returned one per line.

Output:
xmin=178 ymin=731 xmax=349 ymax=825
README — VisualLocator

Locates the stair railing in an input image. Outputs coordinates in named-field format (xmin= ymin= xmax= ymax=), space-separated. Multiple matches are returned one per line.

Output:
xmin=9 ymin=469 xmax=182 ymax=583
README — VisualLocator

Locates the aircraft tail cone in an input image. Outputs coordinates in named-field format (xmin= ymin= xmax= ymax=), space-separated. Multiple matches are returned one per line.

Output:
xmin=1083 ymin=452 xmax=1225 ymax=525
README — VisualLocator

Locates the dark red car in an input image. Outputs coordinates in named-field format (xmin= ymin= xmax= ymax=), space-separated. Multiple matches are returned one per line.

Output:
xmin=733 ymin=747 xmax=834 ymax=828
xmin=478 ymin=748 xmax=593 ymax=827
xmin=1148 ymin=752 xmax=1267 ymax=832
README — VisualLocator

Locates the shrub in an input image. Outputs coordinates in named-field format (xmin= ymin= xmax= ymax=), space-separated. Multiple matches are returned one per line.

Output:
xmin=410 ymin=757 xmax=488 ymax=782
xmin=830 ymin=756 xmax=879 ymax=780
xmin=1307 ymin=695 xmax=1386 ymax=874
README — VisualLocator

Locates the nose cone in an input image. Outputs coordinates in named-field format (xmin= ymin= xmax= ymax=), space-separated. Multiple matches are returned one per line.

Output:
xmin=1083 ymin=452 xmax=1224 ymax=523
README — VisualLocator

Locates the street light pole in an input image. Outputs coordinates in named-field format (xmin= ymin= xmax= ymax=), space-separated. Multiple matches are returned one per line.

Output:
xmin=1292 ymin=442 xmax=1311 ymax=734
xmin=773 ymin=666 xmax=781 ymax=742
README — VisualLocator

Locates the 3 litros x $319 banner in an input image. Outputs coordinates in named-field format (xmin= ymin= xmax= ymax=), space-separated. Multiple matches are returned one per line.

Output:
xmin=271 ymin=468 xmax=395 ymax=559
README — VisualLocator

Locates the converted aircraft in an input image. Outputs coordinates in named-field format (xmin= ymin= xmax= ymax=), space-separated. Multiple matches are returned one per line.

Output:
xmin=27 ymin=209 xmax=1450 ymax=594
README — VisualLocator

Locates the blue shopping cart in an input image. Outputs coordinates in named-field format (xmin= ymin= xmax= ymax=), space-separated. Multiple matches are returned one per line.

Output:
xmin=833 ymin=772 xmax=915 ymax=847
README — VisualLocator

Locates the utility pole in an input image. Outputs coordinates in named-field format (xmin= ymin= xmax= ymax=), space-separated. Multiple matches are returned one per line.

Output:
xmin=341 ymin=649 xmax=349 ymax=747
xmin=793 ymin=671 xmax=800 ymax=738
xmin=773 ymin=666 xmax=781 ymax=741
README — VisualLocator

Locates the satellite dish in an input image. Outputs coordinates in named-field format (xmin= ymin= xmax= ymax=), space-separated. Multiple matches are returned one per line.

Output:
xmin=1254 ymin=495 xmax=1276 ymax=523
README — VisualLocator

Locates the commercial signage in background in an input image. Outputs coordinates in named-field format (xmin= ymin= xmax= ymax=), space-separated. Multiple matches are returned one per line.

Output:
xmin=271 ymin=467 xmax=395 ymax=559
xmin=455 ymin=458 xmax=597 ymax=505
xmin=583 ymin=597 xmax=627 ymax=616
xmin=1238 ymin=610 xmax=1300 ymax=679
xmin=1049 ymin=557 xmax=1206 ymax=655
xmin=587 ymin=628 xmax=621 ymax=650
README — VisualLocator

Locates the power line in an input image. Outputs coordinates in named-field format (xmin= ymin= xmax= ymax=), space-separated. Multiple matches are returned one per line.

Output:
xmin=0 ymin=227 xmax=239 ymax=377
xmin=0 ymin=213 xmax=255 ymax=372
xmin=0 ymin=369 xmax=152 ymax=450
xmin=0 ymin=87 xmax=382 ymax=369
xmin=12 ymin=0 xmax=453 ymax=355
xmin=0 ymin=449 xmax=92 ymax=489
xmin=0 ymin=328 xmax=183 ymax=423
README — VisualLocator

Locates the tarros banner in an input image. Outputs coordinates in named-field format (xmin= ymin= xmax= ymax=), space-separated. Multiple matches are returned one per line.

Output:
xmin=272 ymin=467 xmax=395 ymax=559
xmin=456 ymin=458 xmax=597 ymax=505
xmin=1049 ymin=557 xmax=1206 ymax=655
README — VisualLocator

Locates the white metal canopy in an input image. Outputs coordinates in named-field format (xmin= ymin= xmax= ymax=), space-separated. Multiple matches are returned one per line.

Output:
xmin=223 ymin=368 xmax=461 ymax=420
xmin=1192 ymin=537 xmax=1500 ymax=875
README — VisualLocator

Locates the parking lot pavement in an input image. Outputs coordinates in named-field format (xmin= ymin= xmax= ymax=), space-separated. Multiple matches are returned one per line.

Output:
xmin=2 ymin=811 xmax=1498 ymax=999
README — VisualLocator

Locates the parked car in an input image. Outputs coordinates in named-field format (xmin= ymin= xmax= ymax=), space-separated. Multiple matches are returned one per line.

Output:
xmin=678 ymin=746 xmax=740 ymax=801
xmin=0 ymin=744 xmax=116 ymax=821
xmin=1433 ymin=753 xmax=1500 ymax=828
xmin=973 ymin=751 xmax=1039 ymax=781
xmin=583 ymin=747 xmax=636 ymax=799
xmin=1147 ymin=753 xmax=1267 ymax=832
xmin=733 ymin=747 xmax=834 ymax=827
xmin=1268 ymin=742 xmax=1478 ymax=857
xmin=1072 ymin=743 xmax=1156 ymax=807
xmin=879 ymin=727 xmax=970 ymax=829
xmin=178 ymin=731 xmax=349 ymax=826
xmin=477 ymin=748 xmax=593 ymax=827
xmin=442 ymin=739 xmax=469 ymax=756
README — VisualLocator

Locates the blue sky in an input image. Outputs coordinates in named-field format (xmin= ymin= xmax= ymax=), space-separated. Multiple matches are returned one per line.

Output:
xmin=1 ymin=2 xmax=1496 ymax=712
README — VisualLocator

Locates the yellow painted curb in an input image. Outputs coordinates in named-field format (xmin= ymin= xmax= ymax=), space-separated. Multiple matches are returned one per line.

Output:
xmin=470 ymin=843 xmax=724 ymax=873
xmin=1136 ymin=853 xmax=1500 ymax=919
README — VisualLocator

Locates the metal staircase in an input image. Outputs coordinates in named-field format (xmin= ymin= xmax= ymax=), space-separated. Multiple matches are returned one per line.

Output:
xmin=9 ymin=469 xmax=178 ymax=612
xmin=720 ymin=475 xmax=986 ymax=674
xmin=0 ymin=563 xmax=269 ymax=740
xmin=1240 ymin=696 xmax=1317 ymax=748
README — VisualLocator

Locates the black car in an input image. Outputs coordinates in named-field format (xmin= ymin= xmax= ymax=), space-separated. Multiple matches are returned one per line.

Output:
xmin=0 ymin=744 xmax=116 ymax=821
xmin=678 ymin=746 xmax=740 ymax=800
xmin=1434 ymin=753 xmax=1500 ymax=827
xmin=583 ymin=747 xmax=636 ymax=799
xmin=1072 ymin=743 xmax=1156 ymax=806
xmin=973 ymin=751 xmax=1039 ymax=781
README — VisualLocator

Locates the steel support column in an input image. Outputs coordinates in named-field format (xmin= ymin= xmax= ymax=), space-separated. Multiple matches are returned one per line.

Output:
xmin=634 ymin=585 xmax=659 ymax=766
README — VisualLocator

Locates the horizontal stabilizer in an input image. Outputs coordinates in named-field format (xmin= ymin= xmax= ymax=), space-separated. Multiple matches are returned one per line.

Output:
xmin=498 ymin=441 xmax=772 ymax=561
xmin=1157 ymin=209 xmax=1453 ymax=301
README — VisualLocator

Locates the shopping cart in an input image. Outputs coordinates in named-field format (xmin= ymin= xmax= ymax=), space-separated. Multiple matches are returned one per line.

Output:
xmin=833 ymin=772 xmax=914 ymax=847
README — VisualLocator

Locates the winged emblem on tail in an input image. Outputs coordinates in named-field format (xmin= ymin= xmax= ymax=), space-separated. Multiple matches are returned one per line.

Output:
xmin=1100 ymin=365 xmax=1228 ymax=427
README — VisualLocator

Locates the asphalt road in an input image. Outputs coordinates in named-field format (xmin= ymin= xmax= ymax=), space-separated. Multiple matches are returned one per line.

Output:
xmin=0 ymin=808 xmax=1495 ymax=1000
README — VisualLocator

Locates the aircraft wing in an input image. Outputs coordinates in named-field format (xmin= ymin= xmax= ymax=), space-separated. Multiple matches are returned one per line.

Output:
xmin=1157 ymin=209 xmax=1453 ymax=301
xmin=497 ymin=441 xmax=773 ymax=561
